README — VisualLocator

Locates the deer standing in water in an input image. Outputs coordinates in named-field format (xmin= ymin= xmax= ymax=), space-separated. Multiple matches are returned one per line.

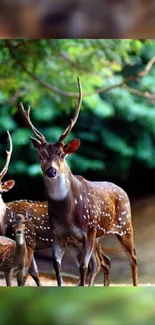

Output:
xmin=1 ymin=133 xmax=110 ymax=285
xmin=0 ymin=210 xmax=35 ymax=286
xmin=20 ymin=77 xmax=138 ymax=286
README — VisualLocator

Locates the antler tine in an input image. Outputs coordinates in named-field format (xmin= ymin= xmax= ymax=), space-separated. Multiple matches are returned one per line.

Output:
xmin=19 ymin=102 xmax=46 ymax=144
xmin=58 ymin=77 xmax=82 ymax=143
xmin=0 ymin=131 xmax=13 ymax=180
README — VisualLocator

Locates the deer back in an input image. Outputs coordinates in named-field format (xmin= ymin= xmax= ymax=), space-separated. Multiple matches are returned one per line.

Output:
xmin=72 ymin=178 xmax=132 ymax=238
xmin=5 ymin=200 xmax=53 ymax=249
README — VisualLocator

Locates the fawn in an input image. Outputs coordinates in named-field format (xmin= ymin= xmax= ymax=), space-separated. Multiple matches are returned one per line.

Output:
xmin=0 ymin=210 xmax=36 ymax=286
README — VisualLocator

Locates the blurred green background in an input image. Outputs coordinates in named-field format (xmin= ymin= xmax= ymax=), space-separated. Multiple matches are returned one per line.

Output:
xmin=1 ymin=39 xmax=155 ymax=202
xmin=0 ymin=287 xmax=155 ymax=325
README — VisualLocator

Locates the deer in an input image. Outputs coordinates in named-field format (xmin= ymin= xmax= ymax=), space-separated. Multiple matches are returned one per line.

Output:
xmin=20 ymin=77 xmax=138 ymax=286
xmin=0 ymin=131 xmax=41 ymax=285
xmin=1 ymin=133 xmax=111 ymax=285
xmin=0 ymin=209 xmax=36 ymax=286
xmin=5 ymin=200 xmax=111 ymax=286
xmin=0 ymin=133 xmax=110 ymax=286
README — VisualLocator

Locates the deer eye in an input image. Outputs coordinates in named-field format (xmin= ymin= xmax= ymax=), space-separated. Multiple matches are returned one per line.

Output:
xmin=39 ymin=152 xmax=47 ymax=161
xmin=60 ymin=153 xmax=65 ymax=159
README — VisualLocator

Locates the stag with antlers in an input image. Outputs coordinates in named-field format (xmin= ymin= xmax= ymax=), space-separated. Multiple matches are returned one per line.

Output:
xmin=20 ymin=77 xmax=138 ymax=286
xmin=0 ymin=133 xmax=111 ymax=286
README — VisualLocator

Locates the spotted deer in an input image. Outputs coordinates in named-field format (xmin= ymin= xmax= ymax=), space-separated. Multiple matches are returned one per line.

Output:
xmin=0 ymin=210 xmax=37 ymax=286
xmin=0 ymin=131 xmax=15 ymax=235
xmin=20 ymin=78 xmax=138 ymax=286
xmin=5 ymin=200 xmax=111 ymax=286
xmin=0 ymin=131 xmax=41 ymax=285
xmin=1 ymin=134 xmax=110 ymax=286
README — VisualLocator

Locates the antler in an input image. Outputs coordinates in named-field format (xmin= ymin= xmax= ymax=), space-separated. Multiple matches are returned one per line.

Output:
xmin=19 ymin=103 xmax=46 ymax=144
xmin=0 ymin=131 xmax=13 ymax=180
xmin=58 ymin=77 xmax=82 ymax=143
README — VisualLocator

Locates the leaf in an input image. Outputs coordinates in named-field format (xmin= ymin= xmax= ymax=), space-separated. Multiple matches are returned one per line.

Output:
xmin=11 ymin=128 xmax=31 ymax=146
xmin=84 ymin=95 xmax=114 ymax=118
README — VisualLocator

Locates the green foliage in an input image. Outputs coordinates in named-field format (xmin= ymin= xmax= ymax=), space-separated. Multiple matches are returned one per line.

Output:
xmin=1 ymin=39 xmax=155 ymax=198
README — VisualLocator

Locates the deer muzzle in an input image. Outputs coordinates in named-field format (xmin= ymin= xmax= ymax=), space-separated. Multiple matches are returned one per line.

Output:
xmin=16 ymin=229 xmax=22 ymax=235
xmin=46 ymin=167 xmax=58 ymax=178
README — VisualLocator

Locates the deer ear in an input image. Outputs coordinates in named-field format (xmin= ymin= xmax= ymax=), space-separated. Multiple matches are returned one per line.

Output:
xmin=2 ymin=180 xmax=15 ymax=192
xmin=64 ymin=139 xmax=81 ymax=155
xmin=30 ymin=137 xmax=41 ymax=149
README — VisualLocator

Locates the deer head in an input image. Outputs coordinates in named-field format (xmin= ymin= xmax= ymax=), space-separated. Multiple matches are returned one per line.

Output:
xmin=0 ymin=132 xmax=15 ymax=194
xmin=20 ymin=78 xmax=82 ymax=181
xmin=9 ymin=209 xmax=33 ymax=235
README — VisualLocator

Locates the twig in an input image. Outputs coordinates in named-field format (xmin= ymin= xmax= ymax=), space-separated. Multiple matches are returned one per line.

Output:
xmin=123 ymin=84 xmax=155 ymax=102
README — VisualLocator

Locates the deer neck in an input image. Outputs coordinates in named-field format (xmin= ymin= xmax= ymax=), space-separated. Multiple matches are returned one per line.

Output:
xmin=0 ymin=194 xmax=6 ymax=223
xmin=15 ymin=234 xmax=27 ymax=264
xmin=15 ymin=232 xmax=26 ymax=247
xmin=44 ymin=162 xmax=72 ymax=201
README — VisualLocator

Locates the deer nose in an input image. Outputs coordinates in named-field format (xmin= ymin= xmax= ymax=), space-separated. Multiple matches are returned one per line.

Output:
xmin=16 ymin=230 xmax=22 ymax=234
xmin=46 ymin=167 xmax=58 ymax=178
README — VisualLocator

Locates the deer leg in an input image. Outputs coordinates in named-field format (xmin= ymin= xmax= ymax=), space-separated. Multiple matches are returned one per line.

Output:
xmin=98 ymin=248 xmax=111 ymax=286
xmin=116 ymin=233 xmax=138 ymax=286
xmin=87 ymin=249 xmax=100 ymax=287
xmin=68 ymin=242 xmax=98 ymax=286
xmin=28 ymin=256 xmax=41 ymax=286
xmin=17 ymin=270 xmax=26 ymax=286
xmin=88 ymin=245 xmax=111 ymax=287
xmin=5 ymin=271 xmax=11 ymax=286
xmin=79 ymin=230 xmax=96 ymax=286
xmin=51 ymin=237 xmax=66 ymax=286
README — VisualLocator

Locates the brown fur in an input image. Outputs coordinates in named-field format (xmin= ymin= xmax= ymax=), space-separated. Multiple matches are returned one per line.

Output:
xmin=0 ymin=214 xmax=34 ymax=286
xmin=20 ymin=84 xmax=138 ymax=286
xmin=5 ymin=200 xmax=111 ymax=286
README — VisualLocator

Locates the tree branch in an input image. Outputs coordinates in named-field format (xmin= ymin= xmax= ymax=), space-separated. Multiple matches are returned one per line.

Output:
xmin=59 ymin=50 xmax=100 ymax=77
xmin=123 ymin=84 xmax=155 ymax=102
xmin=5 ymin=40 xmax=155 ymax=100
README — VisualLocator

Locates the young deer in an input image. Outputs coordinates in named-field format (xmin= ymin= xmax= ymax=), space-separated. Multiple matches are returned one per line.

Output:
xmin=1 ymin=133 xmax=110 ymax=285
xmin=5 ymin=200 xmax=111 ymax=286
xmin=0 ymin=210 xmax=35 ymax=286
xmin=20 ymin=77 xmax=138 ymax=286
xmin=0 ymin=131 xmax=41 ymax=285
